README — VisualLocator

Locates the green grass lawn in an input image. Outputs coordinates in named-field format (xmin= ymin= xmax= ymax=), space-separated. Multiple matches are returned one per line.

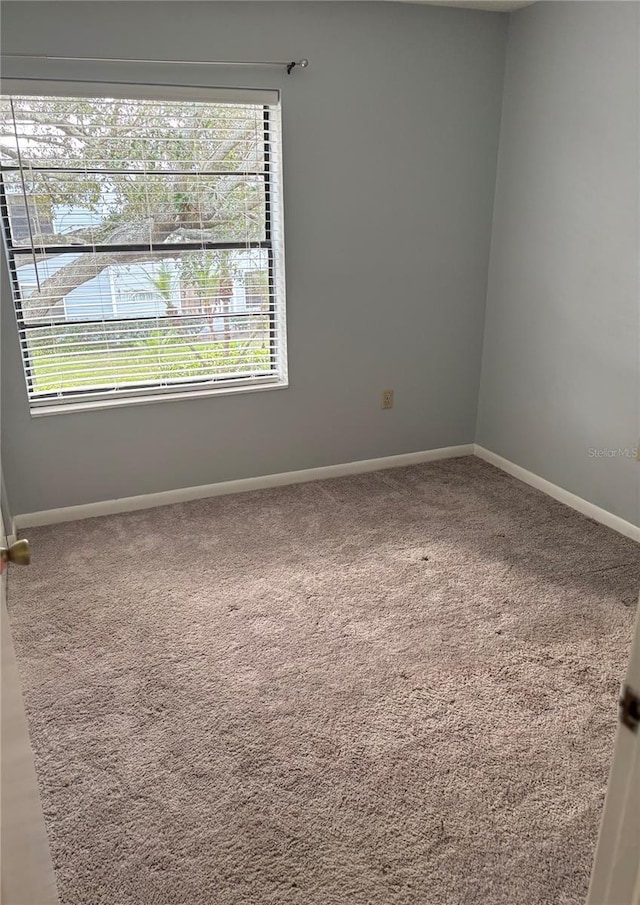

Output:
xmin=30 ymin=337 xmax=272 ymax=394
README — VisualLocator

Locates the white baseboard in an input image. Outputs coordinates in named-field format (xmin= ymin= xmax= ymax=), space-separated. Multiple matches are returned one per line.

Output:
xmin=474 ymin=445 xmax=640 ymax=543
xmin=14 ymin=443 xmax=640 ymax=542
xmin=14 ymin=444 xmax=474 ymax=529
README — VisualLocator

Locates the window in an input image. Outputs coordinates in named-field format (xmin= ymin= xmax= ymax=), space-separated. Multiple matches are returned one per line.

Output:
xmin=0 ymin=85 xmax=287 ymax=412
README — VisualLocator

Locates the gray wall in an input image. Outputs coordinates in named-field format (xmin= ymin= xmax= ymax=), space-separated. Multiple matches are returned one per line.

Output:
xmin=476 ymin=1 xmax=640 ymax=527
xmin=0 ymin=2 xmax=507 ymax=514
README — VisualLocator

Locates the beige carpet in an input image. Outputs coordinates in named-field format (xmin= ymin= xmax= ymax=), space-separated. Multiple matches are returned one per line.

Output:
xmin=7 ymin=457 xmax=640 ymax=905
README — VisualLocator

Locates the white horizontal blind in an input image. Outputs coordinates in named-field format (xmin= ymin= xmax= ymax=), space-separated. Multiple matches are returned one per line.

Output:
xmin=0 ymin=90 xmax=286 ymax=407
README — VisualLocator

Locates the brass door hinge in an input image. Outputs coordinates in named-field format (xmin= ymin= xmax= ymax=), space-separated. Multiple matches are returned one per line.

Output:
xmin=619 ymin=685 xmax=640 ymax=733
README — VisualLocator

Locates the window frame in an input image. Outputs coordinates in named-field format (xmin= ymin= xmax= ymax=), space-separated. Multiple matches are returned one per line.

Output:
xmin=0 ymin=79 xmax=288 ymax=416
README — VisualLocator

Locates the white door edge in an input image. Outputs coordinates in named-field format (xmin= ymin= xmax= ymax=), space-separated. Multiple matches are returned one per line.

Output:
xmin=587 ymin=598 xmax=640 ymax=905
xmin=0 ymin=511 xmax=59 ymax=905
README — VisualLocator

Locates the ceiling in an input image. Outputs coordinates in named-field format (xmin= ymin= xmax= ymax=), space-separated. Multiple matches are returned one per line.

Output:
xmin=3 ymin=0 xmax=537 ymax=7
xmin=407 ymin=0 xmax=535 ymax=9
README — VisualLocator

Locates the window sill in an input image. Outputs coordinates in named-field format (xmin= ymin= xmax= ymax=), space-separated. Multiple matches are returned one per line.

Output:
xmin=29 ymin=379 xmax=289 ymax=418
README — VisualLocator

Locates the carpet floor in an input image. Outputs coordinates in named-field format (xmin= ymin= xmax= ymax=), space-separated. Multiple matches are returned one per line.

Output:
xmin=7 ymin=457 xmax=640 ymax=905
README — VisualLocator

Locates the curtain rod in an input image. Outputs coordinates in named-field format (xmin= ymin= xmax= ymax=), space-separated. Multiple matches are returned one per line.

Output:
xmin=2 ymin=54 xmax=309 ymax=75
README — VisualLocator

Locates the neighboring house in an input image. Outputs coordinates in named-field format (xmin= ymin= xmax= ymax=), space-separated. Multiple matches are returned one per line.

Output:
xmin=5 ymin=194 xmax=54 ymax=242
xmin=11 ymin=200 xmax=269 ymax=328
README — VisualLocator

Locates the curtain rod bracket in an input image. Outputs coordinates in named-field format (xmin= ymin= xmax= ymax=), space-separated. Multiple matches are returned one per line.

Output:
xmin=287 ymin=59 xmax=309 ymax=75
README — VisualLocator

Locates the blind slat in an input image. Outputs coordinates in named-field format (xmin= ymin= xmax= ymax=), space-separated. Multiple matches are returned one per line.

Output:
xmin=1 ymin=79 xmax=279 ymax=106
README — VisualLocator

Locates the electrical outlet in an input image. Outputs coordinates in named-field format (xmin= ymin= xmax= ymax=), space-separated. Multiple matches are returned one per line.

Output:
xmin=381 ymin=389 xmax=394 ymax=410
